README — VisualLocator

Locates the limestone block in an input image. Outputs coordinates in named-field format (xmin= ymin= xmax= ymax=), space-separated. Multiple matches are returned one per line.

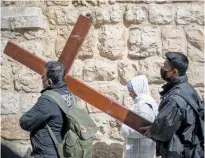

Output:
xmin=98 ymin=25 xmax=126 ymax=60
xmin=55 ymin=36 xmax=67 ymax=58
xmin=1 ymin=115 xmax=29 ymax=139
xmin=149 ymin=4 xmax=174 ymax=24
xmin=1 ymin=7 xmax=48 ymax=30
xmin=133 ymin=56 xmax=165 ymax=84
xmin=109 ymin=127 xmax=124 ymax=141
xmin=78 ymin=27 xmax=97 ymax=59
xmin=128 ymin=26 xmax=161 ymax=58
xmin=70 ymin=59 xmax=84 ymax=79
xmin=176 ymin=3 xmax=204 ymax=25
xmin=93 ymin=141 xmax=123 ymax=158
xmin=162 ymin=26 xmax=187 ymax=55
xmin=187 ymin=44 xmax=204 ymax=62
xmin=118 ymin=60 xmax=137 ymax=85
xmin=109 ymin=5 xmax=121 ymax=23
xmin=11 ymin=16 xmax=48 ymax=30
xmin=149 ymin=84 xmax=163 ymax=104
xmin=1 ymin=52 xmax=12 ymax=90
xmin=83 ymin=59 xmax=117 ymax=82
xmin=21 ymin=93 xmax=40 ymax=113
xmin=124 ymin=5 xmax=147 ymax=24
xmin=1 ymin=92 xmax=20 ymax=115
xmin=12 ymin=63 xmax=42 ymax=93
xmin=95 ymin=5 xmax=121 ymax=25
xmin=187 ymin=62 xmax=204 ymax=87
xmin=47 ymin=1 xmax=70 ymax=6
xmin=185 ymin=25 xmax=204 ymax=52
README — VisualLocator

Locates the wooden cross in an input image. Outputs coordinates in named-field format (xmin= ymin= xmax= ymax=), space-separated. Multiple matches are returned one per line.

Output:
xmin=3 ymin=15 xmax=151 ymax=134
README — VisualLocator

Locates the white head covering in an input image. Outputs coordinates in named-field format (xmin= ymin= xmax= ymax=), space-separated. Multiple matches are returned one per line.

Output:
xmin=131 ymin=75 xmax=150 ymax=96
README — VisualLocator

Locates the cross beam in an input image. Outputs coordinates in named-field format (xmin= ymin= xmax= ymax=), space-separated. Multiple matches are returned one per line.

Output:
xmin=3 ymin=15 xmax=151 ymax=134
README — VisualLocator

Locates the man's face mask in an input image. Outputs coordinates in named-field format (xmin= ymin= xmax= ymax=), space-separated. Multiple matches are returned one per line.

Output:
xmin=160 ymin=68 xmax=174 ymax=82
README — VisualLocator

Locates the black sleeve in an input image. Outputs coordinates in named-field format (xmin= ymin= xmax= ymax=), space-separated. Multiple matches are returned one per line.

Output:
xmin=150 ymin=98 xmax=182 ymax=142
xmin=19 ymin=96 xmax=52 ymax=132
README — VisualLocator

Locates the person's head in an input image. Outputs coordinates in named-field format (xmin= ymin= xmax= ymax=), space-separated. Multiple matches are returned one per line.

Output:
xmin=42 ymin=61 xmax=66 ymax=89
xmin=127 ymin=75 xmax=150 ymax=99
xmin=160 ymin=52 xmax=189 ymax=82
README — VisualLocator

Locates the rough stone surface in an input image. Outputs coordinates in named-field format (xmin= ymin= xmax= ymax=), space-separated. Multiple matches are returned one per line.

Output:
xmin=118 ymin=60 xmax=137 ymax=85
xmin=176 ymin=3 xmax=204 ymax=25
xmin=1 ymin=7 xmax=48 ymax=30
xmin=149 ymin=4 xmax=174 ymax=24
xmin=162 ymin=26 xmax=187 ymax=55
xmin=21 ymin=93 xmax=40 ymax=113
xmin=1 ymin=92 xmax=20 ymax=115
xmin=1 ymin=115 xmax=29 ymax=139
xmin=1 ymin=1 xmax=204 ymax=158
xmin=134 ymin=56 xmax=165 ymax=84
xmin=187 ymin=62 xmax=204 ymax=87
xmin=83 ymin=59 xmax=117 ymax=82
xmin=98 ymin=25 xmax=126 ymax=60
xmin=128 ymin=26 xmax=162 ymax=58
xmin=185 ymin=25 xmax=204 ymax=52
xmin=124 ymin=5 xmax=147 ymax=24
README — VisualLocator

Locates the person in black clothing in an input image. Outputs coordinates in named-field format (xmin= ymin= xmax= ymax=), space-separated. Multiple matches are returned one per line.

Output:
xmin=140 ymin=52 xmax=204 ymax=158
xmin=20 ymin=61 xmax=72 ymax=158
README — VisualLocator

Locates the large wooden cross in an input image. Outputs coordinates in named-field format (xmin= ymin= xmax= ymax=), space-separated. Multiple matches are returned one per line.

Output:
xmin=3 ymin=15 xmax=151 ymax=134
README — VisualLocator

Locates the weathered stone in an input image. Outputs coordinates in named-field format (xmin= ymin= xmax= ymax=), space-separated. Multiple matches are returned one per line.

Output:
xmin=55 ymin=36 xmax=66 ymax=57
xmin=1 ymin=92 xmax=20 ymax=115
xmin=1 ymin=115 xmax=29 ymax=139
xmin=93 ymin=141 xmax=123 ymax=158
xmin=70 ymin=59 xmax=84 ymax=79
xmin=109 ymin=127 xmax=124 ymax=141
xmin=78 ymin=27 xmax=97 ymax=59
xmin=195 ymin=87 xmax=204 ymax=100
xmin=48 ymin=7 xmax=91 ymax=25
xmin=187 ymin=62 xmax=204 ymax=87
xmin=1 ymin=17 xmax=10 ymax=29
xmin=95 ymin=8 xmax=110 ymax=25
xmin=109 ymin=5 xmax=121 ymax=23
xmin=21 ymin=93 xmax=40 ymax=113
xmin=133 ymin=56 xmax=165 ymax=84
xmin=128 ymin=26 xmax=161 ymax=58
xmin=149 ymin=4 xmax=174 ymax=24
xmin=98 ymin=25 xmax=126 ymax=60
xmin=83 ymin=59 xmax=117 ymax=82
xmin=162 ymin=26 xmax=187 ymax=55
xmin=176 ymin=3 xmax=204 ymax=25
xmin=118 ymin=60 xmax=137 ymax=85
xmin=124 ymin=5 xmax=147 ymax=24
xmin=1 ymin=7 xmax=48 ymax=30
xmin=47 ymin=1 xmax=70 ymax=6
xmin=149 ymin=84 xmax=163 ymax=104
xmin=187 ymin=43 xmax=204 ymax=62
xmin=185 ymin=25 xmax=204 ymax=52
xmin=1 ymin=53 xmax=12 ymax=90
xmin=12 ymin=63 xmax=42 ymax=93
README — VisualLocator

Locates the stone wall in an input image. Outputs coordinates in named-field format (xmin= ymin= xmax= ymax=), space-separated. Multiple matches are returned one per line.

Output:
xmin=1 ymin=0 xmax=204 ymax=157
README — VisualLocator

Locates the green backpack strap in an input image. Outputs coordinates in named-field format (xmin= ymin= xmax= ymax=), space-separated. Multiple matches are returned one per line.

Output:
xmin=42 ymin=90 xmax=75 ymax=145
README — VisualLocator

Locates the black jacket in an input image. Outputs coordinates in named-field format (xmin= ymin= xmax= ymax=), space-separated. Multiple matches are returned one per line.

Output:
xmin=20 ymin=83 xmax=72 ymax=158
xmin=150 ymin=75 xmax=202 ymax=158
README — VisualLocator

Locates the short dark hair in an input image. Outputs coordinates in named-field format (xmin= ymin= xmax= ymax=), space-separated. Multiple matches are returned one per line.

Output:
xmin=45 ymin=61 xmax=65 ymax=85
xmin=165 ymin=52 xmax=189 ymax=76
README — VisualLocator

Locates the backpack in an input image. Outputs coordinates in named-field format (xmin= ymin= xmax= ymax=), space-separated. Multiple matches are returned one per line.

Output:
xmin=169 ymin=83 xmax=204 ymax=154
xmin=42 ymin=90 xmax=98 ymax=158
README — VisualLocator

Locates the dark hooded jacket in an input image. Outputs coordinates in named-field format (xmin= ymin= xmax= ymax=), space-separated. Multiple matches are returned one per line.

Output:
xmin=20 ymin=83 xmax=72 ymax=158
xmin=150 ymin=75 xmax=203 ymax=158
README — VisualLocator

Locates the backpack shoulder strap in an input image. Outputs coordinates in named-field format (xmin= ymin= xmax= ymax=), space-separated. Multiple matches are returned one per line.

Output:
xmin=42 ymin=90 xmax=70 ymax=115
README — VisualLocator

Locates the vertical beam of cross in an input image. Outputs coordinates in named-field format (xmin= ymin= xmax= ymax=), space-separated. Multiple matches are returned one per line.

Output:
xmin=3 ymin=16 xmax=151 ymax=134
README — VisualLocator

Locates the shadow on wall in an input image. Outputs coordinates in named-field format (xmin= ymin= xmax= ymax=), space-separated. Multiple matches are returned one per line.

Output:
xmin=93 ymin=142 xmax=123 ymax=158
xmin=1 ymin=139 xmax=22 ymax=158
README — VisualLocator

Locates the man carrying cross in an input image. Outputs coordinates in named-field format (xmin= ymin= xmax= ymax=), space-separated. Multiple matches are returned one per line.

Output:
xmin=20 ymin=61 xmax=72 ymax=158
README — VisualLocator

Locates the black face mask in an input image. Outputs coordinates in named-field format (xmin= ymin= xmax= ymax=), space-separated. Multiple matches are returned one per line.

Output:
xmin=160 ymin=68 xmax=173 ymax=82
